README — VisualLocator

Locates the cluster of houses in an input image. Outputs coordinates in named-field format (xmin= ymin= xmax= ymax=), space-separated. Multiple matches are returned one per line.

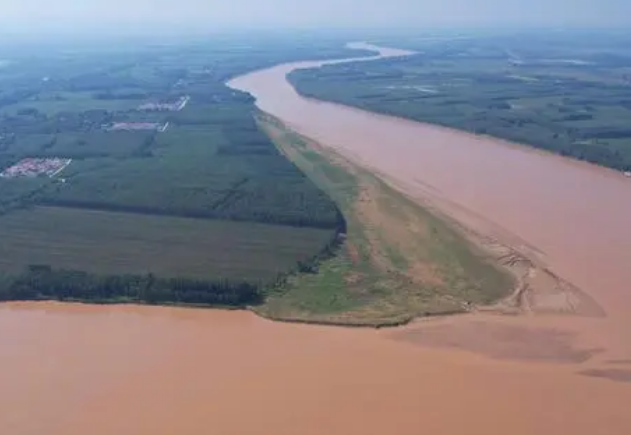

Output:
xmin=2 ymin=97 xmax=189 ymax=180
xmin=1 ymin=158 xmax=71 ymax=179
xmin=137 ymin=95 xmax=190 ymax=112
xmin=108 ymin=122 xmax=169 ymax=132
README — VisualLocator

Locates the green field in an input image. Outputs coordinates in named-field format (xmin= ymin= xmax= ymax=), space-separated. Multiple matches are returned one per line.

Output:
xmin=289 ymin=31 xmax=631 ymax=171
xmin=41 ymin=122 xmax=342 ymax=228
xmin=0 ymin=177 xmax=48 ymax=215
xmin=1 ymin=91 xmax=143 ymax=116
xmin=0 ymin=36 xmax=370 ymax=307
xmin=0 ymin=206 xmax=333 ymax=281
xmin=1 ymin=130 xmax=155 ymax=159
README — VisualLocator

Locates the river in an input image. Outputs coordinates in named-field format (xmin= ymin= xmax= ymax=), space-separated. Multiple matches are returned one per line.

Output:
xmin=228 ymin=42 xmax=631 ymax=362
xmin=2 ymin=43 xmax=631 ymax=435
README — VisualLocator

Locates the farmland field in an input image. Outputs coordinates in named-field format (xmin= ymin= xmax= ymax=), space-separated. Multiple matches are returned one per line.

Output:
xmin=0 ymin=36 xmax=370 ymax=306
xmin=0 ymin=91 xmax=144 ymax=116
xmin=0 ymin=206 xmax=333 ymax=281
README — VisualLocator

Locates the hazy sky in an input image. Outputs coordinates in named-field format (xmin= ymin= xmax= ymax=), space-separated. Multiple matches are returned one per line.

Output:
xmin=1 ymin=0 xmax=629 ymax=35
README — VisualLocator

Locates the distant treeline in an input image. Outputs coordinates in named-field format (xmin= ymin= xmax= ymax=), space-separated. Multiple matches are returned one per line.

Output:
xmin=40 ymin=197 xmax=346 ymax=230
xmin=0 ymin=265 xmax=262 ymax=306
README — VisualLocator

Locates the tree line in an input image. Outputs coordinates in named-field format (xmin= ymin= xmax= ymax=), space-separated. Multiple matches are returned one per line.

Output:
xmin=0 ymin=229 xmax=345 ymax=307
xmin=0 ymin=265 xmax=262 ymax=307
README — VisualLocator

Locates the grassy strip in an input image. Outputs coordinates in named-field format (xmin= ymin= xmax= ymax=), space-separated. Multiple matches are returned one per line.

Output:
xmin=255 ymin=112 xmax=514 ymax=327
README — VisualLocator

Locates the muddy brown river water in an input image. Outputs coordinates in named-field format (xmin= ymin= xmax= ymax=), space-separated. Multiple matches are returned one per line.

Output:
xmin=3 ymin=44 xmax=631 ymax=435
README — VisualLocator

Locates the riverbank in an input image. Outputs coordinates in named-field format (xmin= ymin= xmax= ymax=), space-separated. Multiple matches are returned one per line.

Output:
xmin=288 ymin=40 xmax=631 ymax=173
xmin=254 ymin=113 xmax=515 ymax=326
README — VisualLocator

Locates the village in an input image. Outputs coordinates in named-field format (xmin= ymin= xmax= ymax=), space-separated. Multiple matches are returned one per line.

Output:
xmin=0 ymin=157 xmax=72 ymax=179
xmin=0 ymin=95 xmax=190 ymax=179
xmin=107 ymin=121 xmax=170 ymax=132
xmin=137 ymin=95 xmax=190 ymax=112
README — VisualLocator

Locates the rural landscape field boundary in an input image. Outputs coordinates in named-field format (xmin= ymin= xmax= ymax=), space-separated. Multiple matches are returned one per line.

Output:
xmin=0 ymin=41 xmax=375 ymax=308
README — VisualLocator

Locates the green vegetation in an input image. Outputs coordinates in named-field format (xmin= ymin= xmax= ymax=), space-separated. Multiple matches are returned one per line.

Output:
xmin=41 ymin=121 xmax=343 ymax=228
xmin=0 ymin=37 xmax=370 ymax=307
xmin=3 ymin=266 xmax=262 ymax=307
xmin=0 ymin=207 xmax=336 ymax=306
xmin=1 ymin=91 xmax=143 ymax=116
xmin=0 ymin=34 xmax=516 ymax=319
xmin=0 ymin=207 xmax=334 ymax=280
xmin=289 ymin=31 xmax=631 ymax=171
xmin=0 ymin=177 xmax=48 ymax=215
xmin=256 ymin=114 xmax=513 ymax=326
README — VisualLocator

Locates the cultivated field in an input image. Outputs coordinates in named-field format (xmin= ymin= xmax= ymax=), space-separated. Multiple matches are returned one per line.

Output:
xmin=0 ymin=38 xmax=371 ymax=306
xmin=0 ymin=206 xmax=333 ymax=281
